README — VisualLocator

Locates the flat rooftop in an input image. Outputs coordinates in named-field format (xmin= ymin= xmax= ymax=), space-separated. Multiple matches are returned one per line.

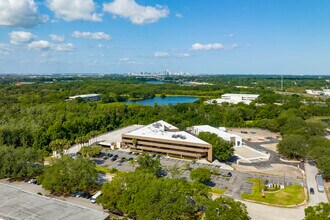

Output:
xmin=124 ymin=120 xmax=210 ymax=145
xmin=192 ymin=125 xmax=241 ymax=139
xmin=69 ymin=94 xmax=100 ymax=99
xmin=98 ymin=124 xmax=144 ymax=146
xmin=0 ymin=183 xmax=109 ymax=220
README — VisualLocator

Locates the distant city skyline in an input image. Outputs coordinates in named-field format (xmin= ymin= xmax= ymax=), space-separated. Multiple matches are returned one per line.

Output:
xmin=0 ymin=0 xmax=329 ymax=74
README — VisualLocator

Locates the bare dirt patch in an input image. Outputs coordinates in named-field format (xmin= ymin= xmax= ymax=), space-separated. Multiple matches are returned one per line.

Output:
xmin=228 ymin=128 xmax=281 ymax=142
xmin=232 ymin=164 xmax=303 ymax=179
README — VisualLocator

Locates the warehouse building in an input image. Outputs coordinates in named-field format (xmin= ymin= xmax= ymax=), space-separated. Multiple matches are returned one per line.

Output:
xmin=189 ymin=125 xmax=243 ymax=147
xmin=69 ymin=94 xmax=100 ymax=102
xmin=122 ymin=120 xmax=213 ymax=161
xmin=206 ymin=93 xmax=259 ymax=105
xmin=0 ymin=183 xmax=109 ymax=220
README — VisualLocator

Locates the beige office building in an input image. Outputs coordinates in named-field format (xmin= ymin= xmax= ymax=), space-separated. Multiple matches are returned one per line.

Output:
xmin=122 ymin=120 xmax=212 ymax=161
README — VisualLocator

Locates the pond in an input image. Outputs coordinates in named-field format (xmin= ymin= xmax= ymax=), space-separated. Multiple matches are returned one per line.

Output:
xmin=124 ymin=96 xmax=199 ymax=106
xmin=145 ymin=81 xmax=165 ymax=85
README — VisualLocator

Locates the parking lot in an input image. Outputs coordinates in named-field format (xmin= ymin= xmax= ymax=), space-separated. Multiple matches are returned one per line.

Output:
xmin=92 ymin=149 xmax=305 ymax=200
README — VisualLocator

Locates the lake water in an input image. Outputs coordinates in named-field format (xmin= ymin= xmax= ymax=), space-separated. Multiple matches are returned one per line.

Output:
xmin=146 ymin=81 xmax=165 ymax=85
xmin=124 ymin=96 xmax=199 ymax=106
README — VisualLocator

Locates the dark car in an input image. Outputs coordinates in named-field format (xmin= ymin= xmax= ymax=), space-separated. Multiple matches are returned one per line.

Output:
xmin=128 ymin=157 xmax=133 ymax=161
xmin=111 ymin=155 xmax=118 ymax=161
xmin=310 ymin=188 xmax=314 ymax=194
xmin=107 ymin=153 xmax=113 ymax=157
xmin=227 ymin=172 xmax=232 ymax=177
xmin=152 ymin=154 xmax=156 ymax=158
xmin=119 ymin=158 xmax=125 ymax=163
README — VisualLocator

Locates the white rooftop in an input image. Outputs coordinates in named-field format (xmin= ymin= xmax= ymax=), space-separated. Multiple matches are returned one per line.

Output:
xmin=191 ymin=125 xmax=241 ymax=140
xmin=0 ymin=183 xmax=109 ymax=220
xmin=125 ymin=120 xmax=210 ymax=145
xmin=222 ymin=93 xmax=260 ymax=98
xmin=69 ymin=94 xmax=100 ymax=99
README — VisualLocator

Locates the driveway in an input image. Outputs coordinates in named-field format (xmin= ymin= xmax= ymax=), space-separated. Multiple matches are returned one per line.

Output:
xmin=242 ymin=162 xmax=328 ymax=220
xmin=304 ymin=162 xmax=328 ymax=206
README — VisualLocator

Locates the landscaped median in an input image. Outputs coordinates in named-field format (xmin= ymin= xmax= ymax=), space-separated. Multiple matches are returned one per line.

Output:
xmin=241 ymin=178 xmax=306 ymax=207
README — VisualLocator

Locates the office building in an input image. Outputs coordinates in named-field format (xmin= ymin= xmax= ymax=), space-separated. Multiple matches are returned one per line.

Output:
xmin=122 ymin=120 xmax=212 ymax=161
xmin=206 ymin=93 xmax=259 ymax=105
xmin=189 ymin=125 xmax=242 ymax=147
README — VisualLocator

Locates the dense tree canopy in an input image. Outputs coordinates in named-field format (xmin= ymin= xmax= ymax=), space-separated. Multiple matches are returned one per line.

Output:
xmin=136 ymin=154 xmax=162 ymax=176
xmin=277 ymin=134 xmax=309 ymax=160
xmin=0 ymin=145 xmax=44 ymax=180
xmin=38 ymin=155 xmax=98 ymax=195
xmin=80 ymin=146 xmax=102 ymax=157
xmin=304 ymin=202 xmax=330 ymax=220
xmin=205 ymin=197 xmax=250 ymax=220
xmin=198 ymin=132 xmax=234 ymax=161
xmin=190 ymin=167 xmax=212 ymax=184
xmin=98 ymin=171 xmax=210 ymax=219
xmin=0 ymin=75 xmax=329 ymax=180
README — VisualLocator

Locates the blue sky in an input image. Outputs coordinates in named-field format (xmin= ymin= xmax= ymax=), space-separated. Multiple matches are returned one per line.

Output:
xmin=0 ymin=0 xmax=329 ymax=74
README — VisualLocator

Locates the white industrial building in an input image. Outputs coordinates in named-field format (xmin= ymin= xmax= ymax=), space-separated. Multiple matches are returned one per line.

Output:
xmin=189 ymin=125 xmax=243 ymax=147
xmin=206 ymin=93 xmax=259 ymax=105
xmin=69 ymin=94 xmax=100 ymax=101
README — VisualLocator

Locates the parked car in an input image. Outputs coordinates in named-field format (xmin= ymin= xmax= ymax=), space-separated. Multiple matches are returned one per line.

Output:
xmin=107 ymin=153 xmax=113 ymax=157
xmin=128 ymin=157 xmax=133 ymax=161
xmin=119 ymin=158 xmax=125 ymax=163
xmin=111 ymin=155 xmax=118 ymax=161
xmin=310 ymin=187 xmax=314 ymax=194
xmin=227 ymin=172 xmax=232 ymax=177
xmin=152 ymin=154 xmax=156 ymax=158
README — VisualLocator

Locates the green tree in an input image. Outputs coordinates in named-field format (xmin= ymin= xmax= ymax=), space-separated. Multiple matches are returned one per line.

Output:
xmin=136 ymin=155 xmax=162 ymax=176
xmin=304 ymin=202 xmax=330 ymax=220
xmin=39 ymin=155 xmax=98 ymax=195
xmin=205 ymin=197 xmax=250 ymax=220
xmin=167 ymin=163 xmax=183 ymax=179
xmin=277 ymin=134 xmax=308 ymax=159
xmin=98 ymin=171 xmax=210 ymax=220
xmin=198 ymin=132 xmax=234 ymax=161
xmin=190 ymin=167 xmax=211 ymax=183
xmin=79 ymin=146 xmax=102 ymax=157
xmin=0 ymin=145 xmax=44 ymax=180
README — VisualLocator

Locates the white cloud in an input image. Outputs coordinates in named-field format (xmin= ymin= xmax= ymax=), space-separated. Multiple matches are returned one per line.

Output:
xmin=50 ymin=34 xmax=65 ymax=42
xmin=47 ymin=0 xmax=101 ymax=22
xmin=119 ymin=57 xmax=130 ymax=62
xmin=9 ymin=31 xmax=35 ymax=45
xmin=103 ymin=0 xmax=169 ymax=25
xmin=27 ymin=40 xmax=51 ymax=50
xmin=175 ymin=13 xmax=183 ymax=18
xmin=0 ymin=0 xmax=44 ymax=27
xmin=72 ymin=31 xmax=111 ymax=41
xmin=177 ymin=53 xmax=190 ymax=58
xmin=154 ymin=51 xmax=169 ymax=58
xmin=0 ymin=43 xmax=13 ymax=55
xmin=226 ymin=43 xmax=239 ymax=49
xmin=191 ymin=43 xmax=224 ymax=51
xmin=53 ymin=43 xmax=74 ymax=52
xmin=97 ymin=44 xmax=104 ymax=48
xmin=27 ymin=40 xmax=75 ymax=52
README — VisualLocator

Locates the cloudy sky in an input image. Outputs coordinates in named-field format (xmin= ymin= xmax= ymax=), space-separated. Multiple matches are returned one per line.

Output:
xmin=0 ymin=0 xmax=329 ymax=74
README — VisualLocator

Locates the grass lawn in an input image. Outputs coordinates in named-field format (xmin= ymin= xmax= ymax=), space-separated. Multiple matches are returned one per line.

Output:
xmin=95 ymin=166 xmax=118 ymax=174
xmin=211 ymin=188 xmax=227 ymax=195
xmin=241 ymin=178 xmax=305 ymax=206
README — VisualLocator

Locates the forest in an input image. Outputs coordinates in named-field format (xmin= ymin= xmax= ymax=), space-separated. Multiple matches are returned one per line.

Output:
xmin=0 ymin=75 xmax=329 ymax=178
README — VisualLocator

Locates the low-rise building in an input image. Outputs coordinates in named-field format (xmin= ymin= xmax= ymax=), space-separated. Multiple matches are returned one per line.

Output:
xmin=206 ymin=93 xmax=259 ymax=105
xmin=0 ymin=183 xmax=109 ymax=220
xmin=69 ymin=94 xmax=100 ymax=101
xmin=122 ymin=120 xmax=213 ymax=161
xmin=189 ymin=125 xmax=242 ymax=147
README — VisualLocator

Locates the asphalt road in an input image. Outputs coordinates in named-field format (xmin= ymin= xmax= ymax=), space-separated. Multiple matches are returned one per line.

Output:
xmin=304 ymin=162 xmax=328 ymax=206
xmin=240 ymin=140 xmax=305 ymax=170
